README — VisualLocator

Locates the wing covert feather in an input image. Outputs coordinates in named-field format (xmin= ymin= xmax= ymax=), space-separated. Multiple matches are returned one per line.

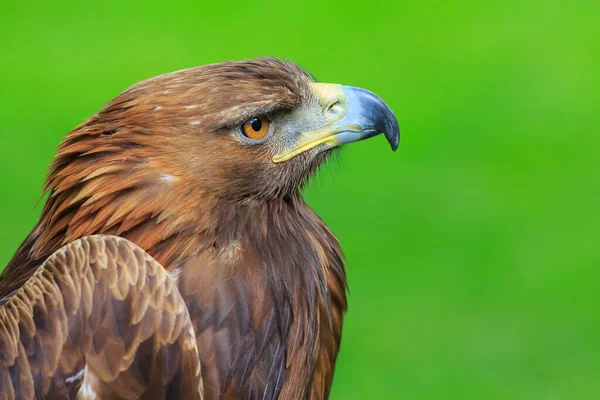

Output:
xmin=0 ymin=235 xmax=203 ymax=399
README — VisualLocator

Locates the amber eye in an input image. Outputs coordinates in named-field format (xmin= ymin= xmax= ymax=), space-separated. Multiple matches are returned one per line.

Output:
xmin=241 ymin=116 xmax=270 ymax=139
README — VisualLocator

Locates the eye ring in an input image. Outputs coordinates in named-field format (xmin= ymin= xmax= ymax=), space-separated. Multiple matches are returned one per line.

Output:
xmin=241 ymin=116 xmax=270 ymax=140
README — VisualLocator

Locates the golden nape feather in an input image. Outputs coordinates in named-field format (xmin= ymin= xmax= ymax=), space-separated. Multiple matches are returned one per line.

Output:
xmin=0 ymin=58 xmax=399 ymax=399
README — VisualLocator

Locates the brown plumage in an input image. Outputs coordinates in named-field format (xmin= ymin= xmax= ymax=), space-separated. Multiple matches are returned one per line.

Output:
xmin=0 ymin=58 xmax=399 ymax=399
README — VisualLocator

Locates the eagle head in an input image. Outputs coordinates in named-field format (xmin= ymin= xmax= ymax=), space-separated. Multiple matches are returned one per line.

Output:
xmin=22 ymin=57 xmax=400 ymax=270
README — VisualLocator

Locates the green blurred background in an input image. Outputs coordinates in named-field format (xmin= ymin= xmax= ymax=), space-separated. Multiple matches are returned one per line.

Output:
xmin=1 ymin=0 xmax=599 ymax=398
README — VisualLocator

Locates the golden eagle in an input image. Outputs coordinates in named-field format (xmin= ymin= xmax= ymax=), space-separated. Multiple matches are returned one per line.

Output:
xmin=0 ymin=58 xmax=399 ymax=399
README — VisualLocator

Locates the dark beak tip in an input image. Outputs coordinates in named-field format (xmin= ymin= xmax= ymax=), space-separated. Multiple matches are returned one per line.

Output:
xmin=370 ymin=92 xmax=400 ymax=153
xmin=385 ymin=116 xmax=400 ymax=152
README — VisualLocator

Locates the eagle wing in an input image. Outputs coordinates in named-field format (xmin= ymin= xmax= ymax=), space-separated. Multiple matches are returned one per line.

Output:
xmin=0 ymin=235 xmax=203 ymax=399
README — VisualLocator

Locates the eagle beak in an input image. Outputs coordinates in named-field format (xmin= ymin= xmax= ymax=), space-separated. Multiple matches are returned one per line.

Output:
xmin=272 ymin=83 xmax=400 ymax=163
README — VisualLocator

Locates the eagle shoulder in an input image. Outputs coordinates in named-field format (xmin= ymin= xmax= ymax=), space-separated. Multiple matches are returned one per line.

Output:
xmin=0 ymin=235 xmax=203 ymax=400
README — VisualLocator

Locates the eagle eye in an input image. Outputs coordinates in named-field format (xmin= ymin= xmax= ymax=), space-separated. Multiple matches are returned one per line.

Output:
xmin=241 ymin=116 xmax=270 ymax=139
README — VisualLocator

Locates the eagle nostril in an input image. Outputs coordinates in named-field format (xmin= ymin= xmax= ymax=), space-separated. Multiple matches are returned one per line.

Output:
xmin=325 ymin=100 xmax=344 ymax=122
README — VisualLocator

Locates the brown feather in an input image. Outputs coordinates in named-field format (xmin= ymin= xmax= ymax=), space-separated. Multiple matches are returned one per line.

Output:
xmin=0 ymin=235 xmax=202 ymax=399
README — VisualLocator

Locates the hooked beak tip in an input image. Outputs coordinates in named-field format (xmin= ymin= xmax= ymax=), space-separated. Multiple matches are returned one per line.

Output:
xmin=342 ymin=85 xmax=400 ymax=152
